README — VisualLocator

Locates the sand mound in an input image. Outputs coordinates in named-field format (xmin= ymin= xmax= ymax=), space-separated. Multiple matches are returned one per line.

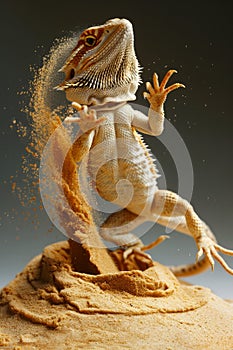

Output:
xmin=0 ymin=241 xmax=233 ymax=349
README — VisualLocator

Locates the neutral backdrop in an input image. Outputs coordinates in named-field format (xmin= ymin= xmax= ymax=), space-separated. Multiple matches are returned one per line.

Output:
xmin=0 ymin=0 xmax=233 ymax=298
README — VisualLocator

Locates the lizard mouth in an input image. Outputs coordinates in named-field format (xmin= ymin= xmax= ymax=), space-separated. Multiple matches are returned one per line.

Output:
xmin=55 ymin=68 xmax=76 ymax=90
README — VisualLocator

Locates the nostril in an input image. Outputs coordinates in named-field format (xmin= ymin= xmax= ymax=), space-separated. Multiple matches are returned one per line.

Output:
xmin=69 ymin=68 xmax=75 ymax=79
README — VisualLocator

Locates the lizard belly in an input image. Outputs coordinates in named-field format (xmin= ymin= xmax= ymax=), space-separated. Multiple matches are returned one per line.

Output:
xmin=89 ymin=139 xmax=159 ymax=215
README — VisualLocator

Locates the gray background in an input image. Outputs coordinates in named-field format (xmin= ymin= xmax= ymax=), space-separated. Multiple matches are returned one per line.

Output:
xmin=0 ymin=1 xmax=233 ymax=298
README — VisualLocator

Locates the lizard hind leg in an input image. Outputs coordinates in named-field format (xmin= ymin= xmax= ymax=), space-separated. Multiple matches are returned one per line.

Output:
xmin=152 ymin=215 xmax=213 ymax=276
xmin=99 ymin=208 xmax=169 ymax=268
xmin=99 ymin=208 xmax=144 ymax=248
xmin=150 ymin=189 xmax=233 ymax=276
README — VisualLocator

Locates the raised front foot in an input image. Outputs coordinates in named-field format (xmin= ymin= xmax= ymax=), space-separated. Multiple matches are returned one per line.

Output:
xmin=143 ymin=69 xmax=185 ymax=112
xmin=64 ymin=102 xmax=106 ymax=132
xmin=196 ymin=235 xmax=233 ymax=275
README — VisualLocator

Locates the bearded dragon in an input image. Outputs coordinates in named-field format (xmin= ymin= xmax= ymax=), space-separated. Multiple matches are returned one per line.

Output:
xmin=57 ymin=18 xmax=233 ymax=276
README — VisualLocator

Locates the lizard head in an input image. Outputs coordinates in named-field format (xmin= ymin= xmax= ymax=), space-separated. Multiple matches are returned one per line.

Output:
xmin=56 ymin=18 xmax=141 ymax=105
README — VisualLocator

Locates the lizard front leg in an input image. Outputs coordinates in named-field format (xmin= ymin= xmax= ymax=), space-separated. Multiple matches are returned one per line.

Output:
xmin=132 ymin=70 xmax=184 ymax=136
xmin=64 ymin=102 xmax=107 ymax=162
xmin=144 ymin=69 xmax=185 ymax=113
xmin=145 ymin=69 xmax=185 ymax=135
xmin=65 ymin=102 xmax=106 ymax=132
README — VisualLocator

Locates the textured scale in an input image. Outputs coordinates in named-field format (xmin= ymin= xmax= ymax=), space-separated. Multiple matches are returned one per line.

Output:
xmin=88 ymin=103 xmax=159 ymax=214
xmin=60 ymin=18 xmax=233 ymax=277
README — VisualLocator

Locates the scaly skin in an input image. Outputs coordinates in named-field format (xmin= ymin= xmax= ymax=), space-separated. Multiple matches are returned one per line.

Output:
xmin=59 ymin=18 xmax=233 ymax=276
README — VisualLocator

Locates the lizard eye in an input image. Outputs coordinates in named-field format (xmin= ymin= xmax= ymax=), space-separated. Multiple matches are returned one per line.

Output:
xmin=84 ymin=35 xmax=97 ymax=47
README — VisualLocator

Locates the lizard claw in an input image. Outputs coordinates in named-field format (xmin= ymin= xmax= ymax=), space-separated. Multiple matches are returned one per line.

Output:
xmin=64 ymin=116 xmax=81 ymax=123
xmin=123 ymin=235 xmax=169 ymax=262
xmin=142 ymin=234 xmax=170 ymax=251
xmin=123 ymin=246 xmax=152 ymax=261
xmin=196 ymin=247 xmax=204 ymax=262
xmin=197 ymin=236 xmax=233 ymax=274
xmin=144 ymin=69 xmax=185 ymax=112
xmin=71 ymin=101 xmax=83 ymax=111
xmin=65 ymin=103 xmax=106 ymax=132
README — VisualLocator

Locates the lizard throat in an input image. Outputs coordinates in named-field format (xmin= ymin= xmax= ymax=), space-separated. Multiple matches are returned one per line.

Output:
xmin=62 ymin=48 xmax=141 ymax=105
xmin=64 ymin=56 xmax=139 ymax=90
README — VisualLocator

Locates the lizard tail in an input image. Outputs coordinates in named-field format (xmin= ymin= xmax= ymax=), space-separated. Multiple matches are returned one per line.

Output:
xmin=168 ymin=256 xmax=211 ymax=277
